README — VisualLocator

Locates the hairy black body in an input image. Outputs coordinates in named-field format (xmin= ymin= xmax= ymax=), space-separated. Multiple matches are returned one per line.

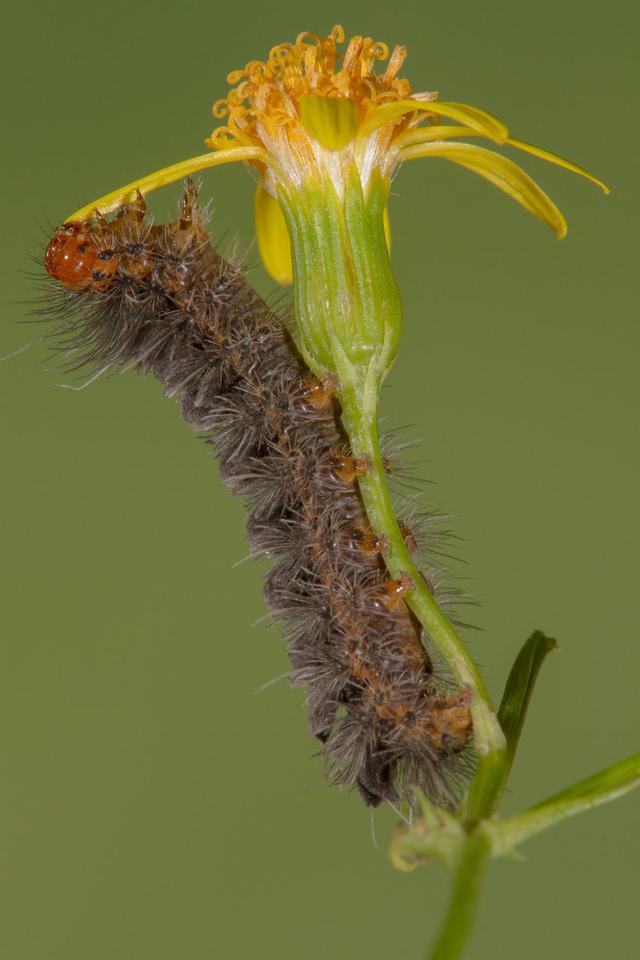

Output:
xmin=43 ymin=181 xmax=472 ymax=806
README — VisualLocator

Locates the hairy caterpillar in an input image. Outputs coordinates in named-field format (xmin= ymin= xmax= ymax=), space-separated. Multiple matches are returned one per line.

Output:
xmin=43 ymin=180 xmax=472 ymax=807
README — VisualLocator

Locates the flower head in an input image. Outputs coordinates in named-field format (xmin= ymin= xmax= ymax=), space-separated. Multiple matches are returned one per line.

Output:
xmin=205 ymin=26 xmax=419 ymax=193
xmin=66 ymin=24 xmax=607 ymax=284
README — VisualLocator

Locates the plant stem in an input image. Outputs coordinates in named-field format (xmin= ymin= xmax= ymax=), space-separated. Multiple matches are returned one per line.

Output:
xmin=427 ymin=830 xmax=492 ymax=960
xmin=279 ymin=170 xmax=503 ymax=751
xmin=485 ymin=752 xmax=640 ymax=856
xmin=426 ymin=753 xmax=640 ymax=958
xmin=337 ymin=368 xmax=506 ymax=960
xmin=337 ymin=366 xmax=505 ymax=758
xmin=282 ymin=165 xmax=505 ymax=958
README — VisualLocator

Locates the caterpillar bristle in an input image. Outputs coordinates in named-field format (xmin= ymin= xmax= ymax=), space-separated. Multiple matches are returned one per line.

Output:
xmin=40 ymin=179 xmax=473 ymax=808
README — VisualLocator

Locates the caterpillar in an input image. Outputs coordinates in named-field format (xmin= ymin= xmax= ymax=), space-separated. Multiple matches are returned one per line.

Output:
xmin=43 ymin=180 xmax=472 ymax=808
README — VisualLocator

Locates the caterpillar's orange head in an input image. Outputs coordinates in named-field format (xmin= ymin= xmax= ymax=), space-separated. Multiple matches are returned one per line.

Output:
xmin=45 ymin=223 xmax=99 ymax=290
xmin=45 ymin=223 xmax=117 ymax=292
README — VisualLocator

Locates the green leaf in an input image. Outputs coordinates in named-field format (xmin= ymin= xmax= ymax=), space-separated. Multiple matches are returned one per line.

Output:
xmin=459 ymin=631 xmax=555 ymax=827
xmin=461 ymin=631 xmax=556 ymax=826
xmin=486 ymin=753 xmax=640 ymax=856
xmin=498 ymin=630 xmax=558 ymax=777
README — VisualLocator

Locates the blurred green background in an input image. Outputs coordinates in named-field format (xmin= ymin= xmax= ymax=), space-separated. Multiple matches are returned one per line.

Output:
xmin=1 ymin=1 xmax=638 ymax=957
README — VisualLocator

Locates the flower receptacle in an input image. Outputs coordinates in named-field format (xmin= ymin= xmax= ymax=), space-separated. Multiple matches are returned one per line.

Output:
xmin=278 ymin=167 xmax=402 ymax=399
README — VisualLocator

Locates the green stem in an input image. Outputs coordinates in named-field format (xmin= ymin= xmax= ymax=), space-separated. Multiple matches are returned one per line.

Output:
xmin=459 ymin=748 xmax=508 ymax=828
xmin=274 ymin=156 xmax=627 ymax=960
xmin=485 ymin=752 xmax=640 ymax=856
xmin=427 ymin=830 xmax=491 ymax=960
xmin=281 ymin=166 xmax=508 ymax=960
xmin=336 ymin=366 xmax=506 ymax=960
xmin=337 ymin=370 xmax=505 ymax=759
xmin=279 ymin=168 xmax=504 ymax=757
xmin=427 ymin=753 xmax=640 ymax=959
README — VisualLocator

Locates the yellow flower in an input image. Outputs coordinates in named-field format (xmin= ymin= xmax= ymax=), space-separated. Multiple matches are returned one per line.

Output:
xmin=67 ymin=25 xmax=607 ymax=283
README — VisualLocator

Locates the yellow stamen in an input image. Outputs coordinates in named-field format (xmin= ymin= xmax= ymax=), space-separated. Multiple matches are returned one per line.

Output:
xmin=206 ymin=26 xmax=415 ymax=161
xmin=402 ymin=140 xmax=567 ymax=237
xmin=66 ymin=147 xmax=265 ymax=222
xmin=59 ymin=25 xmax=606 ymax=249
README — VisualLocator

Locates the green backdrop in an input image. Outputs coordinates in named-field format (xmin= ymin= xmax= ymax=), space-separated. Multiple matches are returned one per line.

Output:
xmin=1 ymin=1 xmax=637 ymax=957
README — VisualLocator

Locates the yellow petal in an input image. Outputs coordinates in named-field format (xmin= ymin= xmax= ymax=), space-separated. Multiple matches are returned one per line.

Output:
xmin=66 ymin=146 xmax=265 ymax=222
xmin=402 ymin=140 xmax=567 ymax=237
xmin=383 ymin=206 xmax=391 ymax=253
xmin=506 ymin=138 xmax=609 ymax=194
xmin=360 ymin=100 xmax=508 ymax=143
xmin=395 ymin=125 xmax=483 ymax=148
xmin=397 ymin=129 xmax=610 ymax=195
xmin=255 ymin=184 xmax=293 ymax=285
xmin=298 ymin=95 xmax=359 ymax=151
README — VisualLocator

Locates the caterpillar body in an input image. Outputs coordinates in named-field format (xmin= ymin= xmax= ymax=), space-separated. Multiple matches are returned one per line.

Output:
xmin=43 ymin=181 xmax=472 ymax=807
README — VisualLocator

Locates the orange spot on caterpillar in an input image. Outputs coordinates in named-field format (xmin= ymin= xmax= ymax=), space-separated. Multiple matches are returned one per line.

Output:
xmin=349 ymin=526 xmax=388 ymax=556
xmin=331 ymin=454 xmax=371 ymax=484
xmin=301 ymin=375 xmax=338 ymax=410
xmin=379 ymin=572 xmax=415 ymax=612
xmin=423 ymin=688 xmax=473 ymax=752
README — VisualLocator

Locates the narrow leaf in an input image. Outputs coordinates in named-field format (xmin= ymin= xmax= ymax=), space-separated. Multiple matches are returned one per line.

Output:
xmin=461 ymin=631 xmax=556 ymax=825
xmin=498 ymin=630 xmax=558 ymax=775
